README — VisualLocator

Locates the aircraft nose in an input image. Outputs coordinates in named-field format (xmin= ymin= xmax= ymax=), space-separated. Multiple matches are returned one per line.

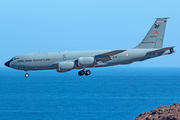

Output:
xmin=4 ymin=60 xmax=11 ymax=67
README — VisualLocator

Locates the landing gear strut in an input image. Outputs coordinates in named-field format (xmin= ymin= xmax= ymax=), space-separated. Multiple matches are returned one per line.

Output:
xmin=25 ymin=71 xmax=29 ymax=78
xmin=78 ymin=70 xmax=91 ymax=76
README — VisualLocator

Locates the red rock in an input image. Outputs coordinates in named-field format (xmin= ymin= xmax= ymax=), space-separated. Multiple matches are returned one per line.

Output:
xmin=135 ymin=103 xmax=180 ymax=120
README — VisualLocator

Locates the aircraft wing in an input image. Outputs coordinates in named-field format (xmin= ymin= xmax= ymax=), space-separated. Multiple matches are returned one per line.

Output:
xmin=95 ymin=50 xmax=125 ymax=62
xmin=146 ymin=46 xmax=175 ymax=56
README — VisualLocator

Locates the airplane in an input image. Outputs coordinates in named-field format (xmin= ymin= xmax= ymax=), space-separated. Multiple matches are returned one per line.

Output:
xmin=4 ymin=17 xmax=175 ymax=78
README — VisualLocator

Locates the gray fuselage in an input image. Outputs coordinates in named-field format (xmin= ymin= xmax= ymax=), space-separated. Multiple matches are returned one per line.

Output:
xmin=7 ymin=48 xmax=157 ymax=71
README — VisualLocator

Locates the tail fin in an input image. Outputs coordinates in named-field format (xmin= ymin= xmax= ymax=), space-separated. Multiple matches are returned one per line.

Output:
xmin=135 ymin=17 xmax=170 ymax=49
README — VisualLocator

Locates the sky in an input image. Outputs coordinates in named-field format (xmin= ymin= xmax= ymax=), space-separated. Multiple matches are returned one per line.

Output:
xmin=0 ymin=0 xmax=180 ymax=67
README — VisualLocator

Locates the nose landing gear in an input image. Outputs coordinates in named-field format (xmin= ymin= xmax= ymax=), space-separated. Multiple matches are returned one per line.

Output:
xmin=78 ymin=69 xmax=91 ymax=76
xmin=25 ymin=71 xmax=29 ymax=78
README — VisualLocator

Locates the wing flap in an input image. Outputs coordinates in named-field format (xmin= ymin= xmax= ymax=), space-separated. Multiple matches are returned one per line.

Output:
xmin=97 ymin=50 xmax=126 ymax=56
xmin=96 ymin=56 xmax=111 ymax=62
xmin=95 ymin=50 xmax=125 ymax=62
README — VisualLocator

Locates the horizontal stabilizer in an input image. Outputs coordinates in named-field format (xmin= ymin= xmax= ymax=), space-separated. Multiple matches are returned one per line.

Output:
xmin=138 ymin=46 xmax=175 ymax=61
xmin=146 ymin=46 xmax=175 ymax=57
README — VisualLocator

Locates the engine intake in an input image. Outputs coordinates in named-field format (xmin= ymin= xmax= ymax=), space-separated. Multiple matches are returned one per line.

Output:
xmin=56 ymin=61 xmax=74 ymax=72
xmin=78 ymin=57 xmax=95 ymax=66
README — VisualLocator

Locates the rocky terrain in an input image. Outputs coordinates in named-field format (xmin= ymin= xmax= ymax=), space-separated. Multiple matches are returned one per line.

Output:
xmin=135 ymin=103 xmax=180 ymax=120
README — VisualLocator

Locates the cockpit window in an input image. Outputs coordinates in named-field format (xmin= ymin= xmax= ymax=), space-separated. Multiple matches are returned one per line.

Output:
xmin=11 ymin=57 xmax=20 ymax=61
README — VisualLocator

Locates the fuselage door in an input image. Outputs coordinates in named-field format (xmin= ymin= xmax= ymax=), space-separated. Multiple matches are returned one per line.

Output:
xmin=63 ymin=54 xmax=66 ymax=61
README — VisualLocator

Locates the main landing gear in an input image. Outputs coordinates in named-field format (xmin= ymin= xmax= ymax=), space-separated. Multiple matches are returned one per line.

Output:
xmin=78 ymin=70 xmax=91 ymax=76
xmin=25 ymin=71 xmax=29 ymax=78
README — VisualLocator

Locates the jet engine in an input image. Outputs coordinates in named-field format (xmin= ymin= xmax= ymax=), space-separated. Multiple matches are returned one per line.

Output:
xmin=56 ymin=61 xmax=74 ymax=72
xmin=78 ymin=57 xmax=95 ymax=66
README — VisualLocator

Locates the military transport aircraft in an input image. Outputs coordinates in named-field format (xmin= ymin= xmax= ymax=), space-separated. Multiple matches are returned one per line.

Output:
xmin=5 ymin=17 xmax=175 ymax=78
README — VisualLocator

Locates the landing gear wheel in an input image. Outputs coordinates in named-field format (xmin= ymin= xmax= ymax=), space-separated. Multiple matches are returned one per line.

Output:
xmin=25 ymin=73 xmax=29 ymax=78
xmin=78 ymin=70 xmax=85 ymax=76
xmin=85 ymin=70 xmax=91 ymax=76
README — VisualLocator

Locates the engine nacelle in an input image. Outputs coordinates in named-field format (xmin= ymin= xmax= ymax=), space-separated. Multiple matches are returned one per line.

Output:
xmin=78 ymin=57 xmax=95 ymax=66
xmin=56 ymin=61 xmax=74 ymax=72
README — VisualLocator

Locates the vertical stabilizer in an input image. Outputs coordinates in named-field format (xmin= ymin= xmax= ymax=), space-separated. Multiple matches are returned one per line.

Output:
xmin=135 ymin=17 xmax=169 ymax=49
